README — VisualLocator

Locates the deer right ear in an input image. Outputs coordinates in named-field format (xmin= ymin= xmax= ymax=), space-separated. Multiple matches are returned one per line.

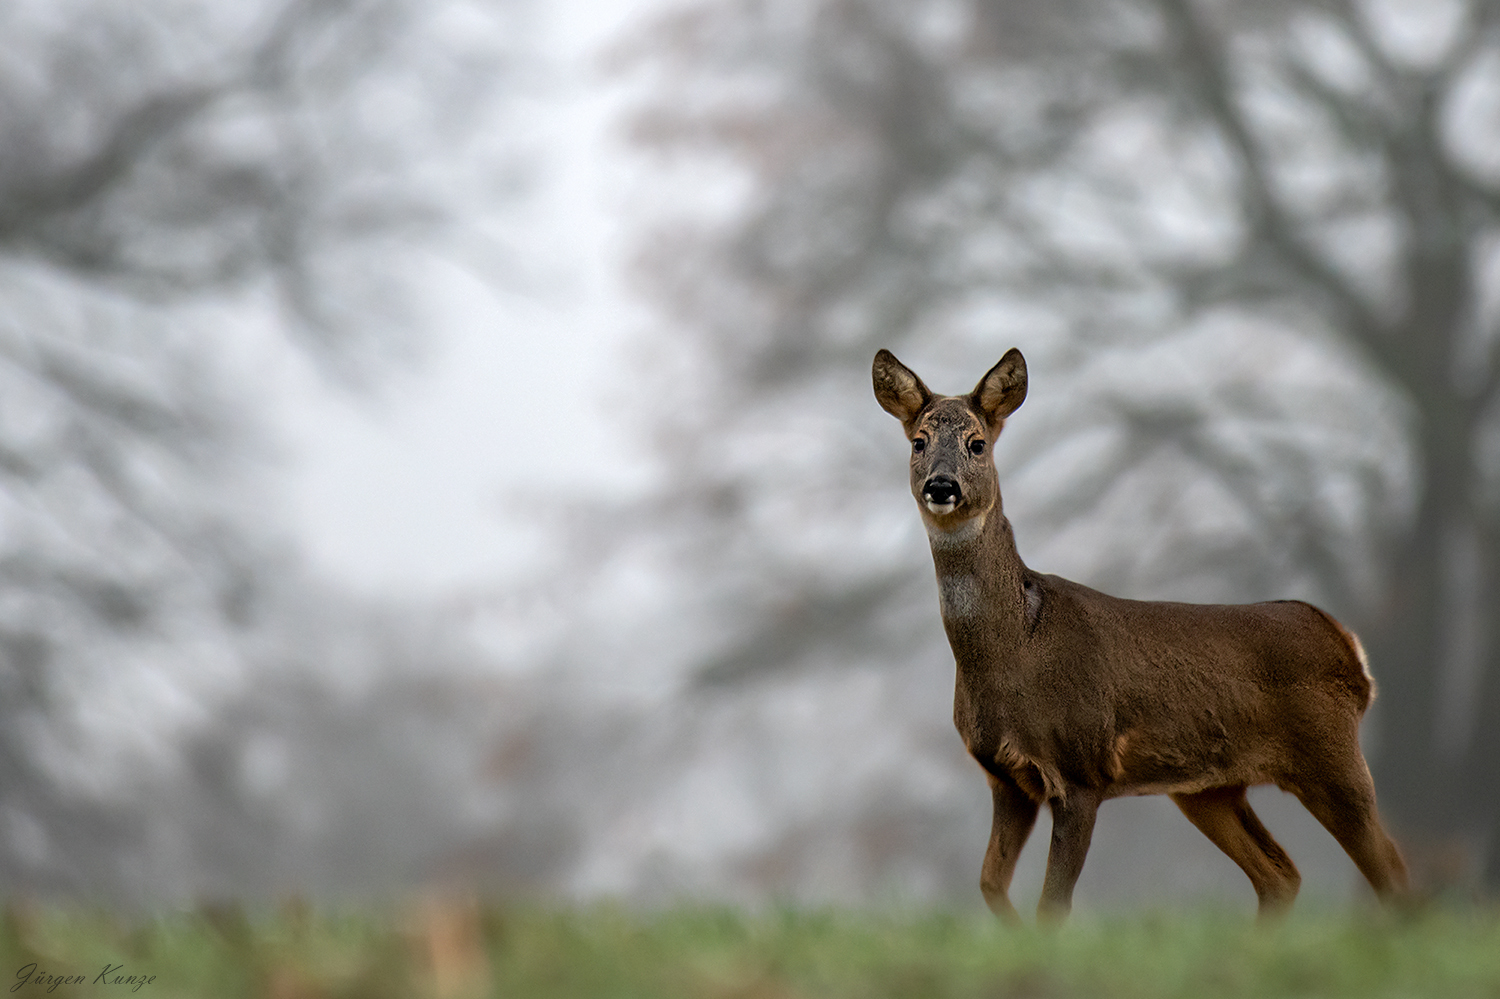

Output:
xmin=872 ymin=349 xmax=931 ymax=424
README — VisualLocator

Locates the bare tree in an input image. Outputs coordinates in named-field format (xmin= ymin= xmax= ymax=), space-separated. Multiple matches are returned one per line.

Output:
xmin=0 ymin=0 xmax=523 ymax=896
xmin=621 ymin=0 xmax=1500 ymax=888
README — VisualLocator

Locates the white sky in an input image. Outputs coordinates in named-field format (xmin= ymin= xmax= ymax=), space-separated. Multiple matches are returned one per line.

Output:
xmin=268 ymin=0 xmax=664 ymax=597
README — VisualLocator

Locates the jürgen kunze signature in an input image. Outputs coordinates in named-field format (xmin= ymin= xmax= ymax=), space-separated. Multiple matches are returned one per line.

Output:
xmin=12 ymin=963 xmax=155 ymax=993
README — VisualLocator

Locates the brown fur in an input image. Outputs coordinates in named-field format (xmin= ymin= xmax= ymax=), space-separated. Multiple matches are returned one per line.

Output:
xmin=872 ymin=348 xmax=1410 ymax=924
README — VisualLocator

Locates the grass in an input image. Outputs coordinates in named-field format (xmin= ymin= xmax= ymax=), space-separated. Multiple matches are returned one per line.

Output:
xmin=2 ymin=899 xmax=1499 ymax=998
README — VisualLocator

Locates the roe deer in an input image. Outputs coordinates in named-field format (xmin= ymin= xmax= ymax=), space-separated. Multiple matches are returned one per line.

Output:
xmin=872 ymin=347 xmax=1410 ymax=923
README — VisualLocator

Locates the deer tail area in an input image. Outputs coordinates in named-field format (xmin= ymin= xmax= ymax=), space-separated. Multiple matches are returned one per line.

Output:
xmin=1304 ymin=603 xmax=1377 ymax=713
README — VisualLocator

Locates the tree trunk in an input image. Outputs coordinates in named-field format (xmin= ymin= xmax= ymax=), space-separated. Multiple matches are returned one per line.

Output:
xmin=1363 ymin=418 xmax=1471 ymax=843
xmin=1457 ymin=521 xmax=1500 ymax=887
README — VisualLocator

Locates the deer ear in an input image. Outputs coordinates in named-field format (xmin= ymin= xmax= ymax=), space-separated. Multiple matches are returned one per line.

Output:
xmin=972 ymin=348 xmax=1027 ymax=426
xmin=872 ymin=349 xmax=931 ymax=424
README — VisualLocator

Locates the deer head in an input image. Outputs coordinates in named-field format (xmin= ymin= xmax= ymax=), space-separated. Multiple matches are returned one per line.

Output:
xmin=872 ymin=348 xmax=1028 ymax=530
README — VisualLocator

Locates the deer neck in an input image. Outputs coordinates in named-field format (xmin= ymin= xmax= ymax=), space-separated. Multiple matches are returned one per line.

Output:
xmin=925 ymin=504 xmax=1030 ymax=655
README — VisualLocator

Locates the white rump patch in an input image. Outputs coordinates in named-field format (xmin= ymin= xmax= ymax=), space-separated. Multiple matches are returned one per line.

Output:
xmin=939 ymin=575 xmax=981 ymax=619
xmin=1349 ymin=630 xmax=1372 ymax=681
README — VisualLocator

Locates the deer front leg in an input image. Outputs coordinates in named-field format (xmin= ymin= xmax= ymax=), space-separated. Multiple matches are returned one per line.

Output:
xmin=980 ymin=772 xmax=1040 ymax=925
xmin=1037 ymin=789 xmax=1100 ymax=924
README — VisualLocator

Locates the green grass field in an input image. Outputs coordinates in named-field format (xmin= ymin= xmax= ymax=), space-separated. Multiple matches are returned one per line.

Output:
xmin=3 ymin=901 xmax=1498 ymax=998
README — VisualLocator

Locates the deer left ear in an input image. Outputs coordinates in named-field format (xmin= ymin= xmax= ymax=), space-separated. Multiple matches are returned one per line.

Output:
xmin=972 ymin=348 xmax=1027 ymax=427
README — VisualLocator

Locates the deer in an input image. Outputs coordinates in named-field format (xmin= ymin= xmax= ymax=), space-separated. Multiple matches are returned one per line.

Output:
xmin=872 ymin=347 xmax=1411 ymax=924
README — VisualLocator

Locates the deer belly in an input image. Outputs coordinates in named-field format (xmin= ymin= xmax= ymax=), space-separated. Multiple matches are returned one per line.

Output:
xmin=1105 ymin=723 xmax=1264 ymax=796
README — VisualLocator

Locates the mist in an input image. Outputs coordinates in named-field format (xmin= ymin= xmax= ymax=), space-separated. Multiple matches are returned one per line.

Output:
xmin=2 ymin=0 xmax=1497 ymax=916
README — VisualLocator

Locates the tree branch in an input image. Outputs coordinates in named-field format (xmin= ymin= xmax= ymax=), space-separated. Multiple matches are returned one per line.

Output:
xmin=1153 ymin=0 xmax=1410 ymax=389
xmin=0 ymin=87 xmax=221 ymax=240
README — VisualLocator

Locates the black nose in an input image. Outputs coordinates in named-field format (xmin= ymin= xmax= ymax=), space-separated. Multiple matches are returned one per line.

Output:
xmin=923 ymin=475 xmax=961 ymax=505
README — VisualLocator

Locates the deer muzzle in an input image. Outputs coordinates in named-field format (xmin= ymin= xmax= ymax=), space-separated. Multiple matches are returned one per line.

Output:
xmin=922 ymin=474 xmax=961 ymax=515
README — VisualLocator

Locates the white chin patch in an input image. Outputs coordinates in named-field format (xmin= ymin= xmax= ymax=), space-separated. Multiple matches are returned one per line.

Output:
xmin=925 ymin=500 xmax=957 ymax=516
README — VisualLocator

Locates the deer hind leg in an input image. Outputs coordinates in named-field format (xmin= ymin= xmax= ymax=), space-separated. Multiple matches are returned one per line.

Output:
xmin=1171 ymin=785 xmax=1300 ymax=919
xmin=1289 ymin=760 xmax=1411 ymax=904
xmin=980 ymin=772 xmax=1040 ymax=925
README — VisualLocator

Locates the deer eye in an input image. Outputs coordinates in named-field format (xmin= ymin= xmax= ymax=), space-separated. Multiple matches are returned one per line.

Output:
xmin=911 ymin=437 xmax=926 ymax=453
xmin=968 ymin=439 xmax=985 ymax=456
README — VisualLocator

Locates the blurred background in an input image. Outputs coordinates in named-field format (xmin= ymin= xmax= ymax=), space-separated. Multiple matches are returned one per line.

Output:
xmin=0 ymin=0 xmax=1496 ymax=913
